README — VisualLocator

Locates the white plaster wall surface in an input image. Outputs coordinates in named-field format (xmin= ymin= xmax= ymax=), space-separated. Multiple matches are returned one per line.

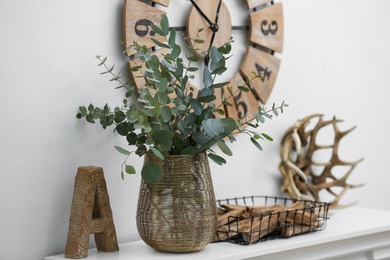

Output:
xmin=1 ymin=0 xmax=389 ymax=259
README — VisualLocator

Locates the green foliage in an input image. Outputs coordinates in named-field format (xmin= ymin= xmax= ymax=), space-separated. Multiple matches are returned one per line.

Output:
xmin=76 ymin=15 xmax=288 ymax=184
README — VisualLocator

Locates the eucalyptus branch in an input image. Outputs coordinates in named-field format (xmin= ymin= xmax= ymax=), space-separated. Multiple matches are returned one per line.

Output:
xmin=96 ymin=55 xmax=133 ymax=93
xmin=235 ymin=102 xmax=288 ymax=130
xmin=215 ymin=74 xmax=258 ymax=111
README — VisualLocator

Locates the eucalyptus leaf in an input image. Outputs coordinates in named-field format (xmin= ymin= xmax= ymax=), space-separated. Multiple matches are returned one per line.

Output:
xmin=181 ymin=146 xmax=200 ymax=154
xmin=181 ymin=75 xmax=189 ymax=90
xmin=150 ymin=23 xmax=165 ymax=37
xmin=202 ymin=66 xmax=212 ymax=89
xmin=261 ymin=133 xmax=273 ymax=141
xmin=238 ymin=86 xmax=249 ymax=92
xmin=211 ymin=67 xmax=227 ymax=75
xmin=150 ymin=146 xmax=164 ymax=160
xmin=257 ymin=114 xmax=265 ymax=123
xmin=250 ymin=137 xmax=263 ymax=151
xmin=190 ymin=99 xmax=203 ymax=116
xmin=183 ymin=113 xmax=196 ymax=126
xmin=210 ymin=46 xmax=222 ymax=62
xmin=187 ymin=55 xmax=199 ymax=62
xmin=100 ymin=115 xmax=113 ymax=129
xmin=207 ymin=153 xmax=227 ymax=166
xmin=253 ymin=133 xmax=262 ymax=140
xmin=175 ymin=86 xmax=184 ymax=98
xmin=155 ymin=92 xmax=169 ymax=105
xmin=143 ymin=109 xmax=155 ymax=117
xmin=192 ymin=131 xmax=209 ymax=146
xmin=194 ymin=39 xmax=205 ymax=44
xmin=217 ymin=140 xmax=233 ymax=156
xmin=114 ymin=146 xmax=131 ymax=155
xmin=160 ymin=14 xmax=169 ymax=36
xmin=210 ymin=82 xmax=229 ymax=89
xmin=131 ymin=65 xmax=142 ymax=71
xmin=197 ymin=95 xmax=216 ymax=103
xmin=178 ymin=104 xmax=187 ymax=111
xmin=223 ymin=101 xmax=233 ymax=107
xmin=168 ymin=28 xmax=176 ymax=47
xmin=171 ymin=44 xmax=181 ymax=59
xmin=161 ymin=106 xmax=172 ymax=122
xmin=97 ymin=56 xmax=107 ymax=66
xmin=215 ymin=109 xmax=225 ymax=116
xmin=86 ymin=114 xmax=95 ymax=123
xmin=136 ymin=145 xmax=147 ymax=157
xmin=79 ymin=106 xmax=87 ymax=115
xmin=114 ymin=110 xmax=126 ymax=123
xmin=198 ymin=140 xmax=216 ymax=151
xmin=125 ymin=165 xmax=136 ymax=174
xmin=145 ymin=138 xmax=154 ymax=145
xmin=227 ymin=87 xmax=233 ymax=96
xmin=187 ymin=67 xmax=198 ymax=72
xmin=126 ymin=133 xmax=138 ymax=145
xmin=152 ymin=130 xmax=173 ymax=152
xmin=221 ymin=117 xmax=236 ymax=135
xmin=161 ymin=59 xmax=176 ymax=72
xmin=116 ymin=122 xmax=129 ymax=136
xmin=202 ymin=118 xmax=224 ymax=138
xmin=141 ymin=162 xmax=162 ymax=184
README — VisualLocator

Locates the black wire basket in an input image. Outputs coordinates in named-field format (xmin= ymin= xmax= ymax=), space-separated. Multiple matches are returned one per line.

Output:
xmin=214 ymin=195 xmax=330 ymax=245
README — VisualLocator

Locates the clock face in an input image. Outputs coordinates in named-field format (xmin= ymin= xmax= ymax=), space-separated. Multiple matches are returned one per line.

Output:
xmin=123 ymin=0 xmax=284 ymax=122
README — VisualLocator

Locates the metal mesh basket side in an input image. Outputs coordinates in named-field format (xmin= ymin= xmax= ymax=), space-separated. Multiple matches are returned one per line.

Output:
xmin=215 ymin=196 xmax=330 ymax=245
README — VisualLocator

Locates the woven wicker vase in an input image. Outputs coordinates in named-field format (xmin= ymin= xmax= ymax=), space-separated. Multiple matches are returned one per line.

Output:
xmin=136 ymin=152 xmax=217 ymax=253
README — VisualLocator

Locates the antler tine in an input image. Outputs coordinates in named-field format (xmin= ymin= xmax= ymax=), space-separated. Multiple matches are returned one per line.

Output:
xmin=349 ymin=183 xmax=365 ymax=188
xmin=297 ymin=114 xmax=323 ymax=146
xmin=280 ymin=165 xmax=310 ymax=201
xmin=291 ymin=129 xmax=302 ymax=154
xmin=311 ymin=161 xmax=332 ymax=166
xmin=332 ymin=116 xmax=357 ymax=139
xmin=339 ymin=157 xmax=365 ymax=167
xmin=285 ymin=161 xmax=307 ymax=181
xmin=300 ymin=113 xmax=325 ymax=122
xmin=337 ymin=158 xmax=365 ymax=188
xmin=341 ymin=125 xmax=357 ymax=137
xmin=331 ymin=201 xmax=359 ymax=209
xmin=305 ymin=116 xmax=342 ymax=158
xmin=328 ymin=186 xmax=359 ymax=209
xmin=316 ymin=144 xmax=334 ymax=150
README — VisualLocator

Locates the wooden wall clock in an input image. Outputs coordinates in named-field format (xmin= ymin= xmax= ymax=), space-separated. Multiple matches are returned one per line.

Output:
xmin=123 ymin=0 xmax=283 ymax=122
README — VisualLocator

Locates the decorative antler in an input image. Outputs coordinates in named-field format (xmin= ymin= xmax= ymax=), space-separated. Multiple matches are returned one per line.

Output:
xmin=279 ymin=114 xmax=364 ymax=209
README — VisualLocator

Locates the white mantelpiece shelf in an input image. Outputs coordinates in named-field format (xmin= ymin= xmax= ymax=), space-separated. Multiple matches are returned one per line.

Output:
xmin=45 ymin=207 xmax=390 ymax=260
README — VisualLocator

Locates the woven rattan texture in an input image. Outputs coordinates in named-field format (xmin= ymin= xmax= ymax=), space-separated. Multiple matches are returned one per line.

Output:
xmin=137 ymin=152 xmax=217 ymax=252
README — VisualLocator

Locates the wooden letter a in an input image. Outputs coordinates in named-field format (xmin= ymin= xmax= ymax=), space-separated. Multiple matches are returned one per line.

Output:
xmin=65 ymin=166 xmax=119 ymax=258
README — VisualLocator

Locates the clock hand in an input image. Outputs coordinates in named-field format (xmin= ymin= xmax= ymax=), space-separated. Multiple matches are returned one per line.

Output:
xmin=204 ymin=0 xmax=222 ymax=67
xmin=189 ymin=0 xmax=213 ymax=26
xmin=214 ymin=0 xmax=222 ymax=24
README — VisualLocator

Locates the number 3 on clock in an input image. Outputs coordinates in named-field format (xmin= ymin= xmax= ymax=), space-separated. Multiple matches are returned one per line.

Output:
xmin=249 ymin=3 xmax=283 ymax=53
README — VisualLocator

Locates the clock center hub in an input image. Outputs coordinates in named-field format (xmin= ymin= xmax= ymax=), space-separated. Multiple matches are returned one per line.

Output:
xmin=210 ymin=23 xmax=219 ymax=33
xmin=187 ymin=0 xmax=232 ymax=57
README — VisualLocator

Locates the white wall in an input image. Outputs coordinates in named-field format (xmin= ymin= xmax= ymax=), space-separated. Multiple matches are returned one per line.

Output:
xmin=1 ymin=0 xmax=390 ymax=259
